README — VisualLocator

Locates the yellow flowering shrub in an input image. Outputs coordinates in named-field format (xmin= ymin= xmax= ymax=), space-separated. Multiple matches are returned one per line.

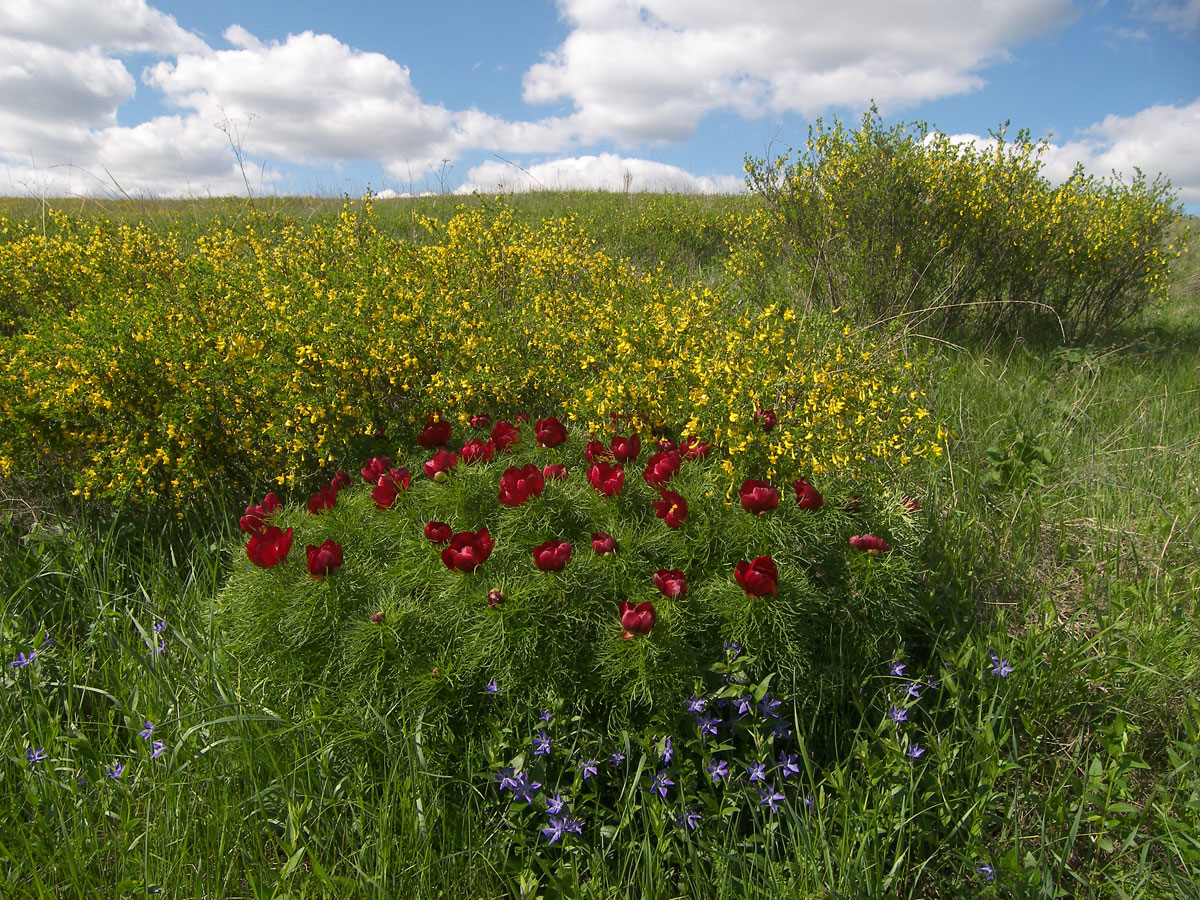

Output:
xmin=746 ymin=107 xmax=1186 ymax=342
xmin=0 ymin=200 xmax=940 ymax=504
xmin=0 ymin=212 xmax=185 ymax=334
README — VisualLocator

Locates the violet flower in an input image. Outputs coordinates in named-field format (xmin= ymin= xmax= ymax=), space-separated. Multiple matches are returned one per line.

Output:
xmin=650 ymin=770 xmax=673 ymax=798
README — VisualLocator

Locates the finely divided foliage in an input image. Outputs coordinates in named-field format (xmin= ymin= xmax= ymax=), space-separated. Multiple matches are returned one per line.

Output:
xmin=222 ymin=420 xmax=927 ymax=751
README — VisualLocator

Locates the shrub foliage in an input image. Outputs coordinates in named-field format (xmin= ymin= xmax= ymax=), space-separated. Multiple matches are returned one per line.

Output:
xmin=746 ymin=107 xmax=1185 ymax=342
xmin=0 ymin=200 xmax=939 ymax=505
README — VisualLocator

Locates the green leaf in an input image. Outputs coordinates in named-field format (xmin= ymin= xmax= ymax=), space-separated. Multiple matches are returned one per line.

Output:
xmin=280 ymin=847 xmax=305 ymax=879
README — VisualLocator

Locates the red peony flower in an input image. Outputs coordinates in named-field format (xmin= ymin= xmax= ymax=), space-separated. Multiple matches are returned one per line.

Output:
xmin=610 ymin=433 xmax=641 ymax=464
xmin=849 ymin=534 xmax=891 ymax=555
xmin=441 ymin=527 xmax=495 ymax=573
xmin=424 ymin=521 xmax=453 ymax=544
xmin=734 ymin=556 xmax=779 ymax=597
xmin=755 ymin=407 xmax=778 ymax=431
xmin=643 ymin=449 xmax=682 ymax=488
xmin=794 ymin=478 xmax=824 ymax=510
xmin=542 ymin=463 xmax=568 ymax=481
xmin=656 ymin=438 xmax=677 ymax=453
xmin=490 ymin=420 xmax=521 ymax=451
xmin=424 ymin=448 xmax=459 ymax=482
xmin=498 ymin=463 xmax=544 ymax=507
xmin=418 ymin=412 xmax=452 ymax=449
xmin=245 ymin=526 xmax=293 ymax=568
xmin=902 ymin=497 xmax=921 ymax=512
xmin=619 ymin=601 xmax=657 ymax=639
xmin=587 ymin=460 xmax=625 ymax=497
xmin=307 ymin=483 xmax=339 ymax=515
xmin=361 ymin=456 xmax=392 ymax=484
xmin=535 ymin=416 xmax=568 ymax=448
xmin=306 ymin=539 xmax=343 ymax=579
xmin=679 ymin=437 xmax=710 ymax=461
xmin=584 ymin=439 xmax=612 ymax=463
xmin=239 ymin=492 xmax=282 ymax=532
xmin=461 ymin=438 xmax=496 ymax=465
xmin=331 ymin=471 xmax=352 ymax=492
xmin=532 ymin=539 xmax=573 ymax=572
xmin=739 ymin=479 xmax=779 ymax=515
xmin=653 ymin=569 xmax=687 ymax=599
xmin=486 ymin=588 xmax=505 ymax=607
xmin=652 ymin=489 xmax=688 ymax=528
xmin=470 ymin=414 xmax=491 ymax=429
xmin=591 ymin=531 xmax=616 ymax=555
xmin=371 ymin=467 xmax=411 ymax=509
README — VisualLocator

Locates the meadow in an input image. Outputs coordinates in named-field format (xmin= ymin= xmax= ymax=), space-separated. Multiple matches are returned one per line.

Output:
xmin=1 ymin=149 xmax=1198 ymax=898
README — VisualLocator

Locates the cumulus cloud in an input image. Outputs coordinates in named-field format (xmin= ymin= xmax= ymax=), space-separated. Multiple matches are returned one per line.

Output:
xmin=0 ymin=37 xmax=133 ymax=141
xmin=938 ymin=98 xmax=1200 ymax=206
xmin=0 ymin=1 xmax=231 ymax=196
xmin=146 ymin=30 xmax=461 ymax=167
xmin=0 ymin=7 xmax=576 ymax=197
xmin=458 ymin=154 xmax=743 ymax=193
xmin=0 ymin=0 xmax=206 ymax=53
xmin=1042 ymin=99 xmax=1200 ymax=204
xmin=524 ymin=0 xmax=1078 ymax=143
xmin=3 ymin=113 xmax=265 ymax=200
xmin=146 ymin=28 xmax=578 ymax=176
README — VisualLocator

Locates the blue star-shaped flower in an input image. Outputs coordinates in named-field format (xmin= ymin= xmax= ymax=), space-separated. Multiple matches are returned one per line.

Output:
xmin=650 ymin=770 xmax=673 ymax=799
xmin=758 ymin=786 xmax=785 ymax=813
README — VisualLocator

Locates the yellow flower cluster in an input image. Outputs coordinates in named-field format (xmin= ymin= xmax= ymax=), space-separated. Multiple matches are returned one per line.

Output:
xmin=0 ymin=199 xmax=940 ymax=504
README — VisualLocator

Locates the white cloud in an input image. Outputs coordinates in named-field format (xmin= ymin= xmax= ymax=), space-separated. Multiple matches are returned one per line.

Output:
xmin=0 ymin=37 xmax=133 ymax=142
xmin=0 ymin=0 xmax=206 ymax=53
xmin=1131 ymin=0 xmax=1200 ymax=34
xmin=524 ymin=0 xmax=1078 ymax=143
xmin=3 ymin=113 xmax=264 ymax=200
xmin=939 ymin=98 xmax=1200 ymax=206
xmin=0 ymin=9 xmax=577 ymax=198
xmin=458 ymin=154 xmax=743 ymax=193
xmin=0 ymin=0 xmax=234 ymax=196
xmin=1042 ymin=98 xmax=1200 ymax=204
xmin=147 ymin=29 xmax=579 ymax=174
xmin=145 ymin=30 xmax=458 ymax=167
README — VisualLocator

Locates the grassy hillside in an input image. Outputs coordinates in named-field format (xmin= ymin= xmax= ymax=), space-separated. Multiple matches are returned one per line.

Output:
xmin=1 ymin=194 xmax=1196 ymax=898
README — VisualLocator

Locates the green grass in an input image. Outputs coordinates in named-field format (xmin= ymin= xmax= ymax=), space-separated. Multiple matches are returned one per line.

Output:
xmin=2 ymin=197 xmax=1197 ymax=898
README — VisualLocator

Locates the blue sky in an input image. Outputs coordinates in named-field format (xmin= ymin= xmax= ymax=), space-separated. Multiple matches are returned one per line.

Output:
xmin=1 ymin=1 xmax=1197 ymax=207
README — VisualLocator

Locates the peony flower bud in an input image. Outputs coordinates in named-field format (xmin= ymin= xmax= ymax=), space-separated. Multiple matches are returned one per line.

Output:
xmin=734 ymin=556 xmax=779 ymax=597
xmin=739 ymin=479 xmax=779 ymax=515
xmin=306 ymin=539 xmax=344 ymax=580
